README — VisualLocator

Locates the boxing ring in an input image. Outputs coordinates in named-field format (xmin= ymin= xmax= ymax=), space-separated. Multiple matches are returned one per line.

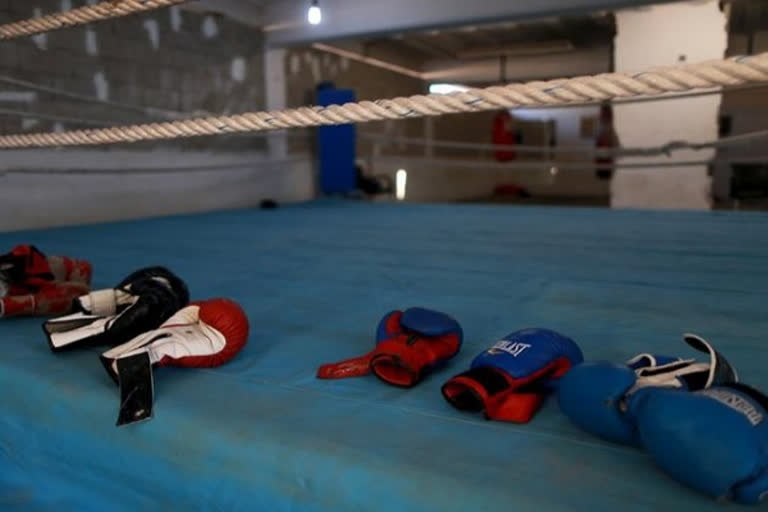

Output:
xmin=2 ymin=200 xmax=768 ymax=511
xmin=2 ymin=1 xmax=768 ymax=510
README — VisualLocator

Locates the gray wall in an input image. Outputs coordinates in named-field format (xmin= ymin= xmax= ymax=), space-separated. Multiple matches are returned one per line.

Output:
xmin=0 ymin=1 xmax=265 ymax=148
xmin=0 ymin=1 xmax=315 ymax=232
xmin=713 ymin=31 xmax=768 ymax=201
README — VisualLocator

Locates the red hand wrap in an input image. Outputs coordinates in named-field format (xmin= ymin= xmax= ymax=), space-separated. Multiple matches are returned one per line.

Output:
xmin=1 ymin=245 xmax=92 ymax=318
xmin=1 ymin=281 xmax=90 ymax=317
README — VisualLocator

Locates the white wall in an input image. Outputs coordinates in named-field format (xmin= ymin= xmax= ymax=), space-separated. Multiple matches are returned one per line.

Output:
xmin=423 ymin=48 xmax=613 ymax=84
xmin=371 ymin=156 xmax=609 ymax=202
xmin=0 ymin=149 xmax=315 ymax=232
xmin=505 ymin=106 xmax=610 ymax=198
xmin=611 ymin=0 xmax=727 ymax=210
xmin=514 ymin=106 xmax=601 ymax=147
xmin=372 ymin=157 xmax=549 ymax=202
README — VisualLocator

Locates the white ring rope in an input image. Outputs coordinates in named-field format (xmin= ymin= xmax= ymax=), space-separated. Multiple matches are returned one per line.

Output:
xmin=3 ymin=104 xmax=766 ymax=160
xmin=2 ymin=52 xmax=768 ymax=149
xmin=499 ymin=83 xmax=768 ymax=110
xmin=4 ymin=70 xmax=766 ymax=127
xmin=0 ymin=0 xmax=190 ymax=40
xmin=5 ymin=154 xmax=765 ymax=176
xmin=0 ymin=108 xmax=119 ymax=127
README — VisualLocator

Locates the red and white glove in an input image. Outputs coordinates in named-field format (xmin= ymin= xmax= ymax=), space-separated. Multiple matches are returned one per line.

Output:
xmin=0 ymin=244 xmax=92 ymax=318
xmin=100 ymin=298 xmax=249 ymax=426
xmin=1 ymin=281 xmax=91 ymax=318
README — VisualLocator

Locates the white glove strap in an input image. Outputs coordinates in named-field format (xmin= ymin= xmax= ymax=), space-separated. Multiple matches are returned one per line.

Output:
xmin=626 ymin=353 xmax=658 ymax=368
xmin=78 ymin=289 xmax=135 ymax=316
xmin=627 ymin=360 xmax=710 ymax=396
xmin=46 ymin=312 xmax=112 ymax=349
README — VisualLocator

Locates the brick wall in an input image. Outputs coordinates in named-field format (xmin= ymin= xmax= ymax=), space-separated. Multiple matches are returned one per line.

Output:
xmin=0 ymin=1 xmax=266 ymax=151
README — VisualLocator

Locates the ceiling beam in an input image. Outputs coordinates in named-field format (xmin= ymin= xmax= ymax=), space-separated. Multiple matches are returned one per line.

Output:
xmin=398 ymin=35 xmax=457 ymax=59
xmin=180 ymin=0 xmax=264 ymax=26
xmin=457 ymin=40 xmax=576 ymax=60
xmin=422 ymin=46 xmax=612 ymax=83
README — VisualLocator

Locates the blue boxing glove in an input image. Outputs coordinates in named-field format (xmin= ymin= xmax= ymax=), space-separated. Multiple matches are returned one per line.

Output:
xmin=441 ymin=328 xmax=583 ymax=423
xmin=558 ymin=334 xmax=738 ymax=446
xmin=635 ymin=383 xmax=768 ymax=504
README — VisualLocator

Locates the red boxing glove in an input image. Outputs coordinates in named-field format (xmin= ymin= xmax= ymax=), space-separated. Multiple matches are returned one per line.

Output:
xmin=317 ymin=307 xmax=463 ymax=387
xmin=100 ymin=298 xmax=249 ymax=426
xmin=442 ymin=328 xmax=583 ymax=423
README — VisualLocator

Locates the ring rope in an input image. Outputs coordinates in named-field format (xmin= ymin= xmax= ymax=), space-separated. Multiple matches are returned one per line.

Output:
xmin=0 ymin=107 xmax=119 ymax=127
xmin=4 ymin=99 xmax=767 ymax=160
xmin=2 ymin=52 xmax=768 ymax=149
xmin=0 ymin=74 xmax=204 ymax=120
xmin=0 ymin=0 xmax=189 ymax=40
xmin=5 ymin=155 xmax=766 ymax=176
xmin=1 ymin=106 xmax=765 ymax=158
xmin=359 ymin=128 xmax=768 ymax=157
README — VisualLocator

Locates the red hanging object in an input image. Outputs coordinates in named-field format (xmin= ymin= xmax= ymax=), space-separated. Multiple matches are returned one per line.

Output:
xmin=492 ymin=110 xmax=516 ymax=162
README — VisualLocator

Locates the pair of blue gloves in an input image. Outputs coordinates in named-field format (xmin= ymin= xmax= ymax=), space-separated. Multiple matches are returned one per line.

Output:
xmin=558 ymin=333 xmax=768 ymax=505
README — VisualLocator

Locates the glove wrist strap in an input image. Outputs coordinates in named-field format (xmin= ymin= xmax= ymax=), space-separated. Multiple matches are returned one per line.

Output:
xmin=316 ymin=339 xmax=431 ymax=387
xmin=115 ymin=352 xmax=155 ymax=426
xmin=44 ymin=313 xmax=109 ymax=351
xmin=317 ymin=351 xmax=375 ymax=379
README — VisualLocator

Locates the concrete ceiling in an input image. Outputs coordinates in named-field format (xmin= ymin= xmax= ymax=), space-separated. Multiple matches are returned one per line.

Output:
xmin=361 ymin=15 xmax=616 ymax=64
xmin=260 ymin=0 xmax=677 ymax=47
xmin=311 ymin=14 xmax=616 ymax=84
xmin=185 ymin=1 xmax=767 ymax=45
xmin=185 ymin=0 xmax=674 ymax=45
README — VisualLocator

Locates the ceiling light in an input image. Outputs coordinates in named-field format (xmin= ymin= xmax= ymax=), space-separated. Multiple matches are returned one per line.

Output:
xmin=429 ymin=83 xmax=470 ymax=95
xmin=307 ymin=0 xmax=322 ymax=25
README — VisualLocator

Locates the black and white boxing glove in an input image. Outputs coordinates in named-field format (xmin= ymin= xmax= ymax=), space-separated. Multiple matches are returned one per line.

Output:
xmin=43 ymin=266 xmax=189 ymax=352
xmin=100 ymin=298 xmax=249 ymax=426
